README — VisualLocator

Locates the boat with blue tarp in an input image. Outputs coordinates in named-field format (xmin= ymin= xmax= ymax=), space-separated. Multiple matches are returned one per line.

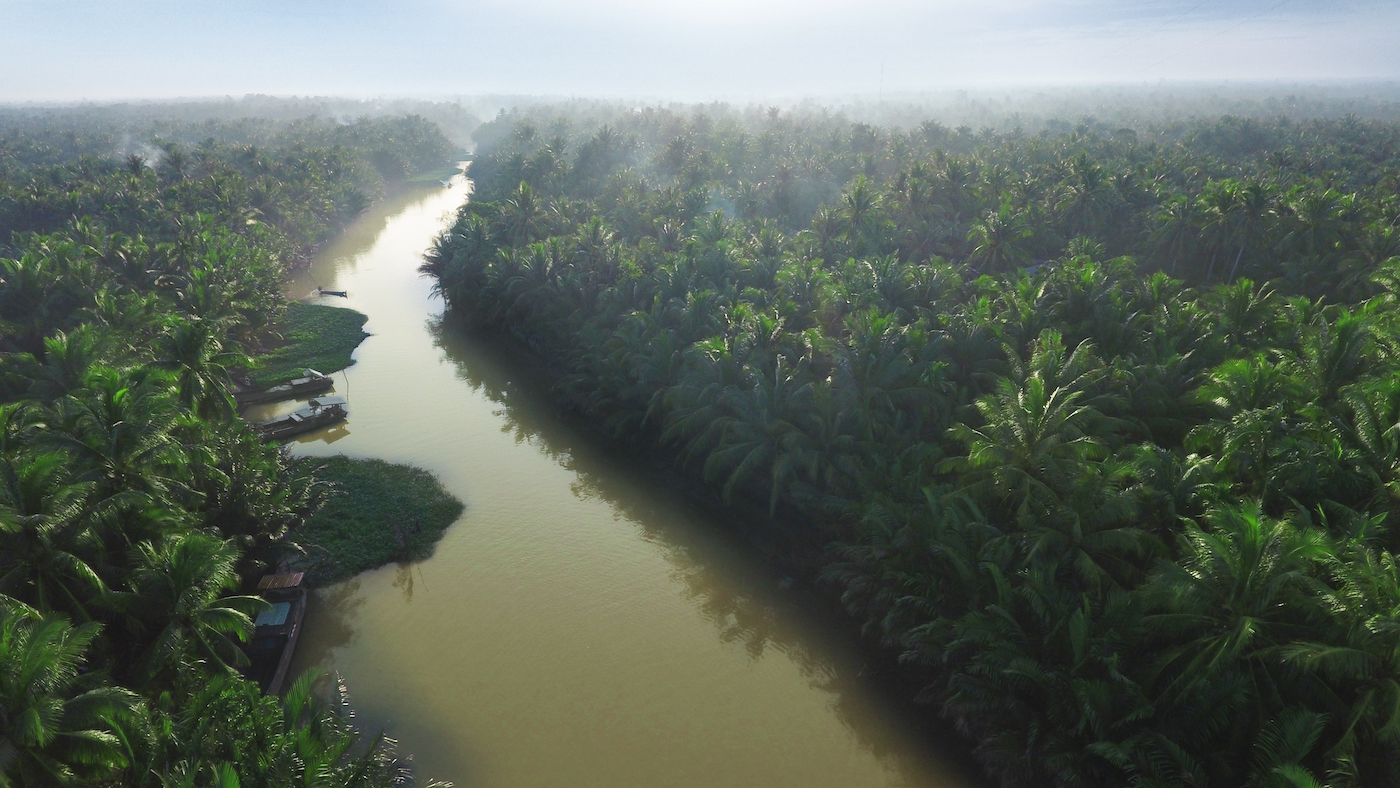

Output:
xmin=243 ymin=572 xmax=307 ymax=694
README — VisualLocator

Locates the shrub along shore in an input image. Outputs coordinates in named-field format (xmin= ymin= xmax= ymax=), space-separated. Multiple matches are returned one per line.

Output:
xmin=424 ymin=105 xmax=1400 ymax=787
xmin=291 ymin=456 xmax=465 ymax=586
xmin=249 ymin=302 xmax=370 ymax=386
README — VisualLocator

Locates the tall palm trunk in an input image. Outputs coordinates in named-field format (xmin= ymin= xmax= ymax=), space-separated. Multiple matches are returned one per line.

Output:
xmin=1227 ymin=244 xmax=1246 ymax=283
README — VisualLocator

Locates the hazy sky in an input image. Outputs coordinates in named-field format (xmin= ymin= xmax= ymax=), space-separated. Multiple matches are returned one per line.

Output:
xmin=1 ymin=0 xmax=1395 ymax=101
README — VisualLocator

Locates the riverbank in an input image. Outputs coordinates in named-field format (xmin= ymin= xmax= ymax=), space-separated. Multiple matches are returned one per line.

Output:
xmin=246 ymin=296 xmax=466 ymax=586
xmin=406 ymin=164 xmax=465 ymax=184
xmin=291 ymin=456 xmax=465 ymax=586
xmin=251 ymin=302 xmax=369 ymax=386
xmin=433 ymin=313 xmax=988 ymax=784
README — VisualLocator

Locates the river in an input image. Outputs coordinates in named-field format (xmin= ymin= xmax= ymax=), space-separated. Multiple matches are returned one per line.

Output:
xmin=277 ymin=173 xmax=981 ymax=788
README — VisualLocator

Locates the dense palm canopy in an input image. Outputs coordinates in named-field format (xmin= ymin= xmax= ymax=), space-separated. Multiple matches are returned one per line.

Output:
xmin=0 ymin=111 xmax=456 ymax=786
xmin=428 ymin=105 xmax=1400 ymax=787
xmin=0 ymin=602 xmax=139 ymax=788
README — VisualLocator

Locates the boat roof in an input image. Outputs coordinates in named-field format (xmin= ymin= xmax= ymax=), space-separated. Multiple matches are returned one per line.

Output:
xmin=308 ymin=396 xmax=346 ymax=406
xmin=257 ymin=572 xmax=305 ymax=590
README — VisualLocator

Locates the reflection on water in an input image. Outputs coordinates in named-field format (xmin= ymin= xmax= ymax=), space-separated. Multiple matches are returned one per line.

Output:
xmin=281 ymin=175 xmax=981 ymax=788
xmin=296 ymin=423 xmax=351 ymax=445
xmin=424 ymin=316 xmax=983 ymax=783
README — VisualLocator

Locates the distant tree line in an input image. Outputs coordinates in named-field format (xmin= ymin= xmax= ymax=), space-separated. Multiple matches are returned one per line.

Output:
xmin=0 ymin=114 xmax=457 ymax=273
xmin=426 ymin=105 xmax=1400 ymax=787
xmin=0 ymin=110 xmax=455 ymax=185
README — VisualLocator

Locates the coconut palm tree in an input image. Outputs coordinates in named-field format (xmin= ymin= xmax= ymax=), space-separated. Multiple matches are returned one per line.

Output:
xmin=1147 ymin=503 xmax=1331 ymax=706
xmin=697 ymin=356 xmax=823 ymax=513
xmin=126 ymin=532 xmax=266 ymax=683
xmin=1224 ymin=181 xmax=1272 ymax=283
xmin=1278 ymin=544 xmax=1400 ymax=784
xmin=1054 ymin=153 xmax=1118 ymax=240
xmin=944 ymin=332 xmax=1109 ymax=523
xmin=966 ymin=205 xmax=1033 ymax=274
xmin=1293 ymin=307 xmax=1375 ymax=408
xmin=1148 ymin=194 xmax=1203 ymax=276
xmin=27 ymin=328 xmax=102 ymax=403
xmin=1198 ymin=182 xmax=1240 ymax=283
xmin=153 ymin=318 xmax=242 ymax=419
xmin=41 ymin=368 xmax=186 ymax=515
xmin=497 ymin=181 xmax=545 ymax=247
xmin=0 ymin=600 xmax=141 ymax=788
xmin=0 ymin=454 xmax=106 ymax=622
xmin=0 ymin=252 xmax=63 ymax=356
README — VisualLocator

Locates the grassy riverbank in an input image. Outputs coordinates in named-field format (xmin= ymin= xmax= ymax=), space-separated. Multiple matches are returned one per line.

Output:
xmin=251 ymin=302 xmax=370 ymax=386
xmin=291 ymin=456 xmax=465 ymax=586
xmin=406 ymin=164 xmax=464 ymax=184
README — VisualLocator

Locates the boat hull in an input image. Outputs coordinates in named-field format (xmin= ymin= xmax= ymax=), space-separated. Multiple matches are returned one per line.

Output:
xmin=255 ymin=397 xmax=348 ymax=441
xmin=258 ymin=409 xmax=346 ymax=440
xmin=244 ymin=575 xmax=308 ymax=695
xmin=235 ymin=375 xmax=334 ymax=405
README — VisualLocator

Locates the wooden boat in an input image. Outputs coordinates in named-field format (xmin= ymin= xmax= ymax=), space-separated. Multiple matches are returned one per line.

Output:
xmin=234 ymin=368 xmax=333 ymax=405
xmin=243 ymin=572 xmax=308 ymax=695
xmin=257 ymin=396 xmax=347 ymax=440
xmin=316 ymin=286 xmax=348 ymax=298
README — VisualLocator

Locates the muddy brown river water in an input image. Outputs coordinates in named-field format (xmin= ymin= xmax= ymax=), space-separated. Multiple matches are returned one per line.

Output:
xmin=279 ymin=173 xmax=980 ymax=788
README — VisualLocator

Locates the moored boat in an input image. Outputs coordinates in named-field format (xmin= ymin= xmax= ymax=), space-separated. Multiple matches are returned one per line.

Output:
xmin=244 ymin=572 xmax=308 ymax=695
xmin=257 ymin=396 xmax=348 ymax=440
xmin=234 ymin=368 xmax=333 ymax=405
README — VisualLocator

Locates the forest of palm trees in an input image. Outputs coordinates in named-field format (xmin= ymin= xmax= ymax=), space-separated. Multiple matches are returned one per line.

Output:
xmin=0 ymin=111 xmax=454 ymax=785
xmin=424 ymin=105 xmax=1400 ymax=787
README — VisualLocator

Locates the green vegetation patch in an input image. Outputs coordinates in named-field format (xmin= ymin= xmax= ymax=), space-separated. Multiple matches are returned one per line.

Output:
xmin=251 ymin=302 xmax=369 ymax=386
xmin=291 ymin=456 xmax=464 ymax=586
xmin=405 ymin=164 xmax=464 ymax=184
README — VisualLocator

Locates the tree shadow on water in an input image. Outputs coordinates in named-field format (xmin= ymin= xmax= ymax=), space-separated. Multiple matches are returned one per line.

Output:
xmin=427 ymin=314 xmax=989 ymax=788
xmin=290 ymin=576 xmax=471 ymax=787
xmin=293 ymin=578 xmax=367 ymax=672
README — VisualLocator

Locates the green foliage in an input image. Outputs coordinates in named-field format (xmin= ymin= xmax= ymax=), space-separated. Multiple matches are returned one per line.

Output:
xmin=249 ymin=303 xmax=369 ymax=387
xmin=0 ymin=112 xmax=456 ymax=786
xmin=426 ymin=104 xmax=1400 ymax=787
xmin=405 ymin=165 xmax=465 ymax=184
xmin=139 ymin=670 xmax=443 ymax=788
xmin=0 ymin=107 xmax=458 ymax=183
xmin=0 ymin=601 xmax=140 ymax=788
xmin=289 ymin=457 xmax=464 ymax=587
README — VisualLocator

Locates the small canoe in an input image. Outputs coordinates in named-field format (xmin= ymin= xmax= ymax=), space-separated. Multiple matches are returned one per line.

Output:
xmin=316 ymin=286 xmax=348 ymax=298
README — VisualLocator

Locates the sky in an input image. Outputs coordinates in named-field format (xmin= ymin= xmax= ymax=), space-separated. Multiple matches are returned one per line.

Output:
xmin=0 ymin=0 xmax=1396 ymax=102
